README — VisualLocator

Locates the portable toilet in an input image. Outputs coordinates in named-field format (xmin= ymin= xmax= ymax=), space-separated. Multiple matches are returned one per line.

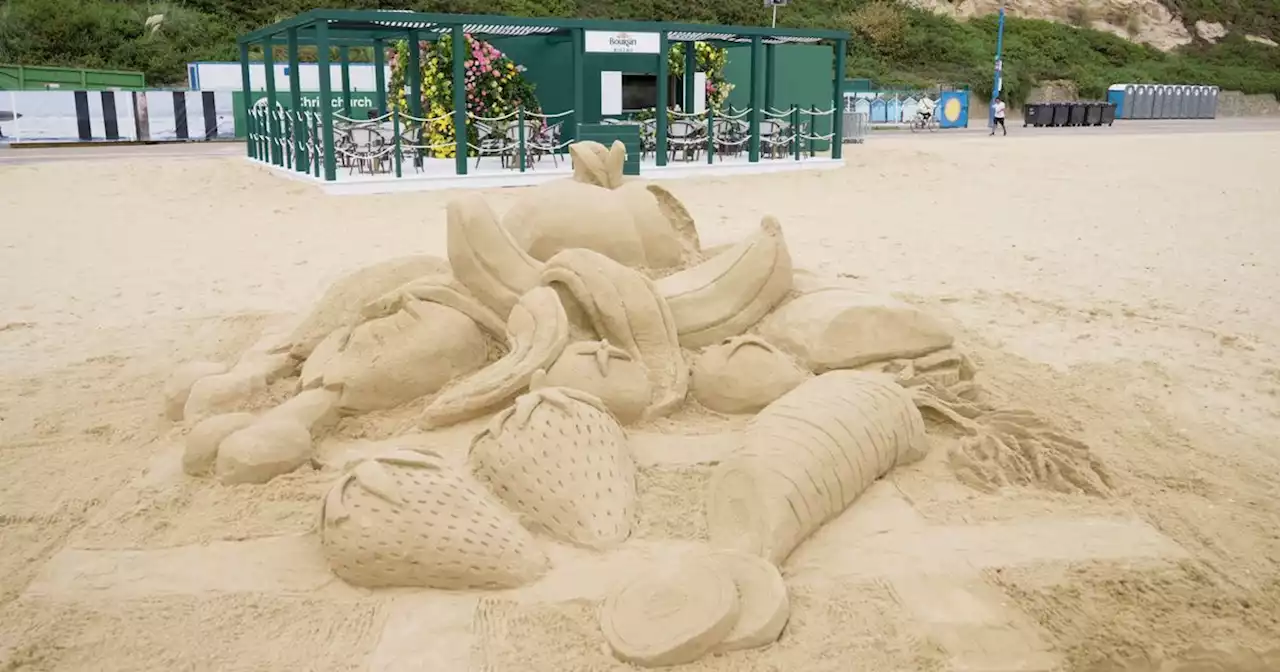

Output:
xmin=1150 ymin=85 xmax=1163 ymax=119
xmin=1107 ymin=84 xmax=1129 ymax=118
xmin=1191 ymin=86 xmax=1205 ymax=118
xmin=1178 ymin=85 xmax=1190 ymax=118
xmin=1208 ymin=86 xmax=1220 ymax=118
xmin=1172 ymin=86 xmax=1184 ymax=118
xmin=1134 ymin=85 xmax=1151 ymax=119
xmin=1160 ymin=85 xmax=1174 ymax=118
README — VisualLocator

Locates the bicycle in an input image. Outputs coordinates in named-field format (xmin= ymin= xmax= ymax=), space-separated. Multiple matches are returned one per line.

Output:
xmin=910 ymin=112 xmax=939 ymax=133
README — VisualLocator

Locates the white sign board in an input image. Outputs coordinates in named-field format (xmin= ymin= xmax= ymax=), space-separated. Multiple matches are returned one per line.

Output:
xmin=600 ymin=71 xmax=623 ymax=116
xmin=585 ymin=31 xmax=661 ymax=54
xmin=693 ymin=72 xmax=707 ymax=114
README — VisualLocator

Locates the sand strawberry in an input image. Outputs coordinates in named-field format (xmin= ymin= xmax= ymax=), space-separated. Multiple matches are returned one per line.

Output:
xmin=468 ymin=385 xmax=636 ymax=549
xmin=320 ymin=447 xmax=548 ymax=589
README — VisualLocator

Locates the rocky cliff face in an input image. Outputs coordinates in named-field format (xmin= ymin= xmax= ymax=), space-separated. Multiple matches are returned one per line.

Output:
xmin=901 ymin=0 xmax=1234 ymax=51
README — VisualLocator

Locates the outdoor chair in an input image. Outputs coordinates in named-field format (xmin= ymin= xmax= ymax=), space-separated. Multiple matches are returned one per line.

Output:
xmin=639 ymin=119 xmax=657 ymax=160
xmin=346 ymin=124 xmax=390 ymax=175
xmin=473 ymin=121 xmax=508 ymax=169
xmin=668 ymin=119 xmax=705 ymax=163
xmin=501 ymin=120 xmax=542 ymax=170
xmin=760 ymin=119 xmax=791 ymax=160
xmin=397 ymin=121 xmax=426 ymax=174
xmin=531 ymin=122 xmax=563 ymax=168
xmin=711 ymin=118 xmax=747 ymax=160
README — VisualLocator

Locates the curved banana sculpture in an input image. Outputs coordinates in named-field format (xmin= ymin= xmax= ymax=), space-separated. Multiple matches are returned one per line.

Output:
xmin=447 ymin=193 xmax=545 ymax=318
xmin=419 ymin=286 xmax=570 ymax=429
xmin=540 ymin=248 xmax=688 ymax=420
xmin=655 ymin=216 xmax=793 ymax=349
xmin=359 ymin=277 xmax=507 ymax=339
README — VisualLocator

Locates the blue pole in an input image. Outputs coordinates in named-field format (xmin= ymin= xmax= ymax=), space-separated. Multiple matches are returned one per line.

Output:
xmin=990 ymin=3 xmax=1005 ymax=129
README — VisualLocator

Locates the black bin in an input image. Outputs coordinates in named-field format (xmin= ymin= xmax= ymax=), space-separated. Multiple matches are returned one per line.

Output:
xmin=1051 ymin=102 xmax=1070 ymax=127
xmin=1023 ymin=104 xmax=1047 ymax=127
xmin=1068 ymin=103 xmax=1087 ymax=126
xmin=1100 ymin=102 xmax=1117 ymax=126
xmin=1084 ymin=102 xmax=1103 ymax=126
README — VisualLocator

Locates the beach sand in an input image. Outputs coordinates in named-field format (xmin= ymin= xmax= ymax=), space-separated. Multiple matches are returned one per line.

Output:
xmin=1 ymin=129 xmax=1278 ymax=671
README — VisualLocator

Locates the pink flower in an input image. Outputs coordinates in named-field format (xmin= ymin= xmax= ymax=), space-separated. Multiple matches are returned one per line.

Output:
xmin=465 ymin=60 xmax=474 ymax=68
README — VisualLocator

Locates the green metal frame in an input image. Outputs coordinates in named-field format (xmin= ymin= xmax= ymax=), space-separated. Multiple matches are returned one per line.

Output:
xmin=236 ymin=9 xmax=849 ymax=181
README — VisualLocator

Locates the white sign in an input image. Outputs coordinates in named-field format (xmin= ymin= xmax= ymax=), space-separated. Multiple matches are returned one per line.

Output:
xmin=600 ymin=71 xmax=623 ymax=116
xmin=585 ymin=30 xmax=661 ymax=54
xmin=693 ymin=72 xmax=707 ymax=114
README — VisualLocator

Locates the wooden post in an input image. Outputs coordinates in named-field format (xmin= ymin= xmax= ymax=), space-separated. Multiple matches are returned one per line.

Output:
xmin=239 ymin=41 xmax=254 ymax=159
xmin=373 ymin=38 xmax=387 ymax=116
xmin=451 ymin=26 xmax=468 ymax=176
xmin=571 ymin=29 xmax=584 ymax=143
xmin=288 ymin=27 xmax=305 ymax=172
xmin=832 ymin=39 xmax=846 ymax=160
xmin=408 ymin=30 xmax=422 ymax=118
xmin=316 ymin=21 xmax=337 ymax=181
xmin=339 ymin=47 xmax=352 ymax=114
xmin=263 ymin=40 xmax=278 ymax=165
xmin=656 ymin=32 xmax=669 ymax=167
xmin=748 ymin=36 xmax=763 ymax=163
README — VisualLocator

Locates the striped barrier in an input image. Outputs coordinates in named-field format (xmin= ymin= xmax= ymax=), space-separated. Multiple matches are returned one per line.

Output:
xmin=0 ymin=90 xmax=235 ymax=143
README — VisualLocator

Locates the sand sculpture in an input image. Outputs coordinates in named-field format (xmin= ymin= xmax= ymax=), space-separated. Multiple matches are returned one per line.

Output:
xmin=163 ymin=139 xmax=1120 ymax=666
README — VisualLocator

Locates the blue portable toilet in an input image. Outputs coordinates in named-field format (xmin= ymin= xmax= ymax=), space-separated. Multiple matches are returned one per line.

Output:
xmin=869 ymin=97 xmax=888 ymax=123
xmin=1107 ymin=84 xmax=1128 ymax=118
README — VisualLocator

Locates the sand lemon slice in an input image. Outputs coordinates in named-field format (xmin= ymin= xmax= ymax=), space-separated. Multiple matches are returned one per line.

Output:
xmin=708 ymin=550 xmax=790 ymax=652
xmin=600 ymin=555 xmax=740 ymax=668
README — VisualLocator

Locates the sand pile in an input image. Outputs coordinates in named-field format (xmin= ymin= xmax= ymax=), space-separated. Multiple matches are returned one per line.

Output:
xmin=161 ymin=140 xmax=1116 ymax=667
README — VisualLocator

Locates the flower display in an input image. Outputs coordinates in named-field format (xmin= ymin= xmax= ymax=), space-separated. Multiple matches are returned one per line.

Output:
xmin=669 ymin=42 xmax=734 ymax=113
xmin=388 ymin=34 xmax=540 ymax=158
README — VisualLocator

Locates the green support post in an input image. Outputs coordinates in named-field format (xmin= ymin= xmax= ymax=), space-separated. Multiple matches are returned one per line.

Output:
xmin=316 ymin=22 xmax=337 ymax=182
xmin=683 ymin=41 xmax=696 ymax=113
xmin=239 ymin=41 xmax=254 ymax=160
xmin=393 ymin=111 xmax=403 ymax=178
xmin=408 ymin=30 xmax=422 ymax=118
xmin=832 ymin=39 xmax=846 ymax=160
xmin=656 ymin=32 xmax=669 ymax=167
xmin=451 ymin=26 xmax=468 ymax=176
xmin=374 ymin=39 xmax=387 ymax=116
xmin=766 ymin=44 xmax=777 ymax=112
xmin=340 ymin=47 xmax=352 ymax=115
xmin=792 ymin=105 xmax=800 ymax=161
xmin=571 ymin=29 xmax=584 ymax=143
xmin=809 ymin=105 xmax=817 ymax=157
xmin=517 ymin=105 xmax=527 ymax=173
xmin=312 ymin=112 xmax=321 ymax=177
xmin=748 ymin=36 xmax=763 ymax=163
xmin=706 ymin=107 xmax=715 ymax=165
xmin=263 ymin=41 xmax=278 ymax=165
xmin=288 ymin=27 xmax=305 ymax=172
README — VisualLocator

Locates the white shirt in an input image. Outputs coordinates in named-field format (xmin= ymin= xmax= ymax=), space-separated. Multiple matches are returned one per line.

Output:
xmin=919 ymin=98 xmax=936 ymax=113
xmin=993 ymin=101 xmax=1006 ymax=118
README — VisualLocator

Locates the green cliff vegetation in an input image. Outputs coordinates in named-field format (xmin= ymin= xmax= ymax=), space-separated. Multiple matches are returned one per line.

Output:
xmin=1 ymin=0 xmax=1278 ymax=100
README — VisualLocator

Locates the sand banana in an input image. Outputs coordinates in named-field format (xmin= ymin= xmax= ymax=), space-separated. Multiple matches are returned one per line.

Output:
xmin=541 ymin=248 xmax=687 ymax=420
xmin=446 ymin=193 xmax=545 ymax=318
xmin=656 ymin=216 xmax=793 ymax=349
xmin=419 ymin=286 xmax=569 ymax=429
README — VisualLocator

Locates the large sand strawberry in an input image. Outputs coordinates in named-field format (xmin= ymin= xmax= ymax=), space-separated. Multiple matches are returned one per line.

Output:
xmin=320 ymin=447 xmax=548 ymax=589
xmin=468 ymin=381 xmax=636 ymax=549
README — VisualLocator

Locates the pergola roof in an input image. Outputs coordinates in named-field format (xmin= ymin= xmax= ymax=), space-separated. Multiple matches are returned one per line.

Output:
xmin=240 ymin=9 xmax=847 ymax=46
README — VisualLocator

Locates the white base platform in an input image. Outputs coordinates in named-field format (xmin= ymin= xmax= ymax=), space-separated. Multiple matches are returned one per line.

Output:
xmin=251 ymin=152 xmax=844 ymax=195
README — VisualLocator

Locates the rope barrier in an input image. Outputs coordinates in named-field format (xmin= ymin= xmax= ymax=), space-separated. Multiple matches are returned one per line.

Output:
xmin=467 ymin=110 xmax=519 ymax=122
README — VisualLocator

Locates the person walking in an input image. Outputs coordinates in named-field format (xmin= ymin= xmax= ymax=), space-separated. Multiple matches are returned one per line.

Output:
xmin=990 ymin=97 xmax=1007 ymax=136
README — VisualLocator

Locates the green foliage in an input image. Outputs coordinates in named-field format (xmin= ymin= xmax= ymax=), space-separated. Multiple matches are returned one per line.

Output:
xmin=1 ymin=0 xmax=1277 ymax=101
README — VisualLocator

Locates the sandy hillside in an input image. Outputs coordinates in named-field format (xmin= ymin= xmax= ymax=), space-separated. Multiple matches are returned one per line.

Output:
xmin=1 ymin=128 xmax=1279 ymax=671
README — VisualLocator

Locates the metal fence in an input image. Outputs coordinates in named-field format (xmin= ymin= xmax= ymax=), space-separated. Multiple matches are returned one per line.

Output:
xmin=842 ymin=112 xmax=869 ymax=143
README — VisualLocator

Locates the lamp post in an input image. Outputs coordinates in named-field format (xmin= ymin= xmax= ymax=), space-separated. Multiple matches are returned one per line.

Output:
xmin=765 ymin=0 xmax=789 ymax=28
xmin=990 ymin=1 xmax=1006 ymax=129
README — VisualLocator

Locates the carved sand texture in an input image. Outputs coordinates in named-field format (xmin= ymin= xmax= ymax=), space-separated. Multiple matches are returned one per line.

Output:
xmin=419 ymin=286 xmax=569 ymax=429
xmin=215 ymin=386 xmax=340 ymax=485
xmin=641 ymin=183 xmax=701 ymax=260
xmin=758 ymin=289 xmax=954 ymax=373
xmin=183 ymin=412 xmax=255 ymax=476
xmin=859 ymin=346 xmax=978 ymax=390
xmin=616 ymin=182 xmax=699 ymax=268
xmin=707 ymin=370 xmax=931 ymax=566
xmin=600 ymin=554 xmax=741 ymax=667
xmin=656 ymin=216 xmax=793 ymax=349
xmin=323 ymin=299 xmax=488 ymax=413
xmin=285 ymin=255 xmax=451 ymax=359
xmin=503 ymin=180 xmax=649 ymax=267
xmin=468 ymin=386 xmax=636 ymax=548
xmin=163 ymin=360 xmax=227 ymax=421
xmin=320 ymin=447 xmax=548 ymax=589
xmin=298 ymin=326 xmax=347 ymax=391
xmin=358 ymin=275 xmax=506 ymax=338
xmin=912 ymin=382 xmax=1115 ymax=497
xmin=181 ymin=333 xmax=296 ymax=423
xmin=543 ymin=339 xmax=652 ymax=425
xmin=691 ymin=335 xmax=810 ymax=415
xmin=446 ymin=193 xmax=545 ymax=318
xmin=569 ymin=140 xmax=625 ymax=189
xmin=708 ymin=549 xmax=791 ymax=652
xmin=541 ymin=248 xmax=687 ymax=420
